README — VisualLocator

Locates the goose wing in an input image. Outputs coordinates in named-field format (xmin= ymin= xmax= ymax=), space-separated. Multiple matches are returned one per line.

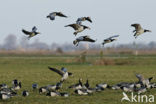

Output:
xmin=56 ymin=12 xmax=67 ymax=17
xmin=32 ymin=26 xmax=37 ymax=32
xmin=48 ymin=66 xmax=64 ymax=76
xmin=85 ymin=17 xmax=92 ymax=23
xmin=22 ymin=29 xmax=31 ymax=35
xmin=136 ymin=74 xmax=144 ymax=82
xmin=108 ymin=35 xmax=119 ymax=39
xmin=65 ymin=24 xmax=80 ymax=30
xmin=131 ymin=24 xmax=142 ymax=30
xmin=84 ymin=36 xmax=96 ymax=42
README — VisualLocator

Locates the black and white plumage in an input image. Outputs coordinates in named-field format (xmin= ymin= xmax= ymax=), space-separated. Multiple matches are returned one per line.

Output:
xmin=65 ymin=24 xmax=90 ymax=35
xmin=48 ymin=66 xmax=72 ymax=81
xmin=47 ymin=12 xmax=68 ymax=21
xmin=47 ymin=81 xmax=63 ymax=91
xmin=22 ymin=90 xmax=29 ymax=97
xmin=131 ymin=24 xmax=151 ymax=38
xmin=39 ymin=86 xmax=48 ymax=94
xmin=102 ymin=35 xmax=119 ymax=46
xmin=74 ymin=89 xmax=89 ymax=95
xmin=69 ymin=79 xmax=83 ymax=90
xmin=12 ymin=79 xmax=22 ymax=90
xmin=0 ymin=93 xmax=11 ymax=100
xmin=22 ymin=26 xmax=40 ymax=39
xmin=76 ymin=17 xmax=92 ymax=25
xmin=73 ymin=36 xmax=96 ymax=46
xmin=0 ymin=84 xmax=8 ymax=90
xmin=135 ymin=74 xmax=153 ymax=88
xmin=46 ymin=91 xmax=69 ymax=97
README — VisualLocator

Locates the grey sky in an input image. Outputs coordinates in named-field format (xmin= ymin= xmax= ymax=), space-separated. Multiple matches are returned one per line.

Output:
xmin=0 ymin=0 xmax=155 ymax=45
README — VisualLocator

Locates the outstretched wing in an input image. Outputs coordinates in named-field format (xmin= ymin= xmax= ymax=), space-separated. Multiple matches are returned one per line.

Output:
xmin=136 ymin=74 xmax=144 ymax=82
xmin=131 ymin=24 xmax=142 ymax=30
xmin=22 ymin=29 xmax=31 ymax=35
xmin=84 ymin=36 xmax=96 ymax=42
xmin=108 ymin=35 xmax=119 ymax=39
xmin=86 ymin=17 xmax=92 ymax=23
xmin=32 ymin=26 xmax=37 ymax=32
xmin=48 ymin=66 xmax=64 ymax=76
xmin=56 ymin=12 xmax=67 ymax=17
xmin=65 ymin=24 xmax=79 ymax=30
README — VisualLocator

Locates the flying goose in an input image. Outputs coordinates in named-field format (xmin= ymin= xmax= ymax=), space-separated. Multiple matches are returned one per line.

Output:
xmin=47 ymin=12 xmax=67 ymax=21
xmin=65 ymin=24 xmax=90 ymax=35
xmin=22 ymin=26 xmax=40 ymax=39
xmin=102 ymin=35 xmax=119 ymax=46
xmin=131 ymin=23 xmax=151 ymax=38
xmin=76 ymin=17 xmax=92 ymax=25
xmin=22 ymin=90 xmax=29 ymax=97
xmin=69 ymin=79 xmax=83 ymax=90
xmin=48 ymin=66 xmax=72 ymax=81
xmin=73 ymin=36 xmax=96 ymax=46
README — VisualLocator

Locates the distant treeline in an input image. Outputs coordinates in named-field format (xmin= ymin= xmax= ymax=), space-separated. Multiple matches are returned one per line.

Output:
xmin=0 ymin=34 xmax=156 ymax=52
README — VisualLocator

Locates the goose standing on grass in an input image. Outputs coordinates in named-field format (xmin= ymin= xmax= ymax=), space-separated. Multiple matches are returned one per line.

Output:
xmin=65 ymin=24 xmax=90 ymax=36
xmin=102 ymin=35 xmax=119 ymax=46
xmin=22 ymin=90 xmax=29 ymax=97
xmin=48 ymin=66 xmax=72 ymax=81
xmin=47 ymin=12 xmax=68 ymax=21
xmin=12 ymin=79 xmax=22 ymax=90
xmin=22 ymin=26 xmax=40 ymax=40
xmin=76 ymin=17 xmax=92 ymax=25
xmin=73 ymin=36 xmax=96 ymax=46
xmin=131 ymin=23 xmax=151 ymax=39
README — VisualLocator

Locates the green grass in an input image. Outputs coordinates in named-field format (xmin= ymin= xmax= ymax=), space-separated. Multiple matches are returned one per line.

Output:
xmin=0 ymin=56 xmax=156 ymax=104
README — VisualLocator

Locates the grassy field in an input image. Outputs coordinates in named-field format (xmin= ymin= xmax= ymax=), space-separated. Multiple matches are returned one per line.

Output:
xmin=0 ymin=55 xmax=156 ymax=104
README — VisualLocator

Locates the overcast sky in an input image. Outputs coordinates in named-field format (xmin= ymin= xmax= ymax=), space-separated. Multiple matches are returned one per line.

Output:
xmin=0 ymin=0 xmax=155 ymax=45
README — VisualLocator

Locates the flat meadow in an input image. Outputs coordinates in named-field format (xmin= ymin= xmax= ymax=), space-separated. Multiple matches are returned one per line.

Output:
xmin=0 ymin=54 xmax=156 ymax=104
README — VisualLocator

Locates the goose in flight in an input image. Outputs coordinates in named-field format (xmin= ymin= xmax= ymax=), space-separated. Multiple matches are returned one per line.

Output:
xmin=102 ymin=35 xmax=119 ymax=46
xmin=47 ymin=12 xmax=68 ymax=21
xmin=73 ymin=35 xmax=96 ymax=46
xmin=22 ymin=26 xmax=40 ymax=39
xmin=131 ymin=23 xmax=151 ymax=39
xmin=76 ymin=17 xmax=92 ymax=25
xmin=65 ymin=24 xmax=90 ymax=36
xmin=48 ymin=66 xmax=72 ymax=81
